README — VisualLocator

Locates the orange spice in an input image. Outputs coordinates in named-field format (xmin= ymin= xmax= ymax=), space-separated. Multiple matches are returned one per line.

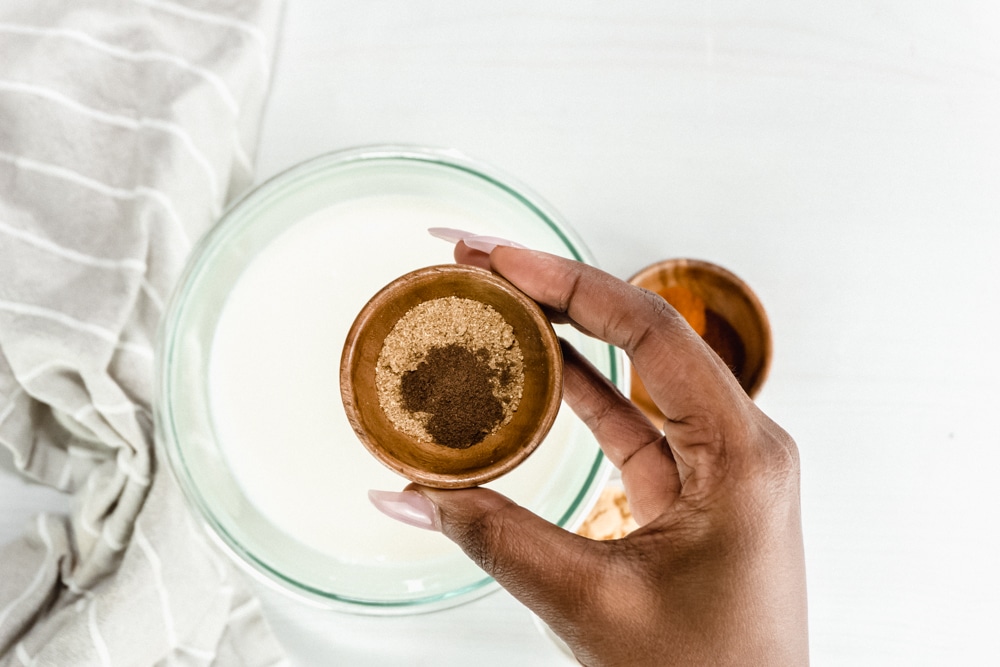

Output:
xmin=630 ymin=283 xmax=748 ymax=421
xmin=659 ymin=285 xmax=746 ymax=382
xmin=658 ymin=285 xmax=707 ymax=335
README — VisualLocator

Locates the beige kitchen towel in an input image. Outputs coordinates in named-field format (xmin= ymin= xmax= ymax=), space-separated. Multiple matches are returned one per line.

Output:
xmin=0 ymin=1 xmax=288 ymax=664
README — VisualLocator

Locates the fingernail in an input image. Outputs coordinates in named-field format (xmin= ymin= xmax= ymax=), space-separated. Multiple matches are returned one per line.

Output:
xmin=463 ymin=235 xmax=528 ymax=253
xmin=427 ymin=227 xmax=527 ymax=253
xmin=428 ymin=227 xmax=474 ymax=243
xmin=368 ymin=489 xmax=440 ymax=531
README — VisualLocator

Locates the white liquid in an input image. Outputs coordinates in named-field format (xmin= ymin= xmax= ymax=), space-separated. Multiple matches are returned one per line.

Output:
xmin=209 ymin=196 xmax=579 ymax=565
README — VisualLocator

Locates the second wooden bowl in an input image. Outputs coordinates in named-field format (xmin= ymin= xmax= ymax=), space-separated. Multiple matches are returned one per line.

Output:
xmin=628 ymin=258 xmax=772 ymax=424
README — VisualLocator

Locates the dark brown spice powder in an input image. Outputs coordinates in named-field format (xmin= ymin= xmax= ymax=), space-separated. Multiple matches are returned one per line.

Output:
xmin=656 ymin=286 xmax=747 ymax=388
xmin=702 ymin=310 xmax=747 ymax=383
xmin=400 ymin=344 xmax=507 ymax=449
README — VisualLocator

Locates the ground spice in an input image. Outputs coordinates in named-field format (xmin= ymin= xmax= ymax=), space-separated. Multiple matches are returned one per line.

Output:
xmin=702 ymin=310 xmax=747 ymax=383
xmin=400 ymin=344 xmax=505 ymax=448
xmin=376 ymin=296 xmax=524 ymax=449
xmin=659 ymin=285 xmax=707 ymax=335
xmin=659 ymin=285 xmax=746 ymax=382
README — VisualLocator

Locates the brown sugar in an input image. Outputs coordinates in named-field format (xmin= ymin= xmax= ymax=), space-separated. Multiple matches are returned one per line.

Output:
xmin=376 ymin=297 xmax=524 ymax=448
xmin=576 ymin=485 xmax=638 ymax=541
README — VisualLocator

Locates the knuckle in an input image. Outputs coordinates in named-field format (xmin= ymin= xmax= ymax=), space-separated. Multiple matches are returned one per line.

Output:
xmin=618 ymin=288 xmax=672 ymax=353
xmin=676 ymin=409 xmax=801 ymax=512
xmin=549 ymin=263 xmax=583 ymax=314
xmin=754 ymin=417 xmax=801 ymax=484
xmin=450 ymin=501 xmax=523 ymax=576
xmin=720 ymin=418 xmax=802 ymax=532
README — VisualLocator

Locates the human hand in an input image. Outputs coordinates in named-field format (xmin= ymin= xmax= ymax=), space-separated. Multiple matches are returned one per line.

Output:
xmin=369 ymin=231 xmax=808 ymax=666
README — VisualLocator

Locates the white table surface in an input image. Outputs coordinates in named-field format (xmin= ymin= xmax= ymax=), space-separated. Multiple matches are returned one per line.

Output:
xmin=3 ymin=1 xmax=1000 ymax=665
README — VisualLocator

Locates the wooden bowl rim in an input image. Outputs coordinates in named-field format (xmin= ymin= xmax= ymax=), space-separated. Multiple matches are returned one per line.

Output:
xmin=340 ymin=264 xmax=563 ymax=488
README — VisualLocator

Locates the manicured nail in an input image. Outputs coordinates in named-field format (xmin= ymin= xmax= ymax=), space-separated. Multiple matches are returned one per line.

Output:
xmin=427 ymin=227 xmax=527 ymax=253
xmin=463 ymin=235 xmax=528 ymax=253
xmin=428 ymin=227 xmax=474 ymax=243
xmin=368 ymin=489 xmax=440 ymax=531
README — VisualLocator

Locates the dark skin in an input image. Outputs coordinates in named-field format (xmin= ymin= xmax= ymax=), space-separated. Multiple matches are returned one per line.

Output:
xmin=405 ymin=242 xmax=808 ymax=666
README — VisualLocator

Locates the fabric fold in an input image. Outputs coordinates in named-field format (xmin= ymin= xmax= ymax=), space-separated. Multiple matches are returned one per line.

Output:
xmin=0 ymin=2 xmax=288 ymax=664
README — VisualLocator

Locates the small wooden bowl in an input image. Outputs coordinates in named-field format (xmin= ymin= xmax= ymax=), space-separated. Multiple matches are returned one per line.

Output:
xmin=628 ymin=259 xmax=772 ymax=424
xmin=340 ymin=264 xmax=563 ymax=489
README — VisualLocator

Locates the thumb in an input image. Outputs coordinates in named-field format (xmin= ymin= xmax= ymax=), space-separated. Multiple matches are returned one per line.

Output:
xmin=369 ymin=486 xmax=605 ymax=615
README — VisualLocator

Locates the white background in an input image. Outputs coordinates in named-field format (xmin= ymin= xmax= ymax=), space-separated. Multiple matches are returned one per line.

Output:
xmin=3 ymin=1 xmax=1000 ymax=664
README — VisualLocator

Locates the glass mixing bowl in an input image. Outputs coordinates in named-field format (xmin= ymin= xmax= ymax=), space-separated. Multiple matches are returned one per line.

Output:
xmin=155 ymin=145 xmax=623 ymax=614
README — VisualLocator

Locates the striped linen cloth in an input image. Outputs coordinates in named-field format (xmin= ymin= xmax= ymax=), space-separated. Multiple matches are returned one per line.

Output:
xmin=0 ymin=2 xmax=288 ymax=665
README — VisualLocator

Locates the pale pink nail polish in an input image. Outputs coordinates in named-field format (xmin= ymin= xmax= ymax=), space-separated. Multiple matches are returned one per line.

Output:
xmin=428 ymin=228 xmax=527 ymax=253
xmin=462 ymin=235 xmax=528 ymax=253
xmin=427 ymin=227 xmax=475 ymax=244
xmin=368 ymin=489 xmax=440 ymax=531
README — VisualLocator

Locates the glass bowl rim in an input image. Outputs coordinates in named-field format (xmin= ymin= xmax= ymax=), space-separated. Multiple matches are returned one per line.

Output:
xmin=154 ymin=144 xmax=620 ymax=613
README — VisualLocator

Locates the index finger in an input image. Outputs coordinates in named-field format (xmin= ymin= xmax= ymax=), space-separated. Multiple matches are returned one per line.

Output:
xmin=486 ymin=246 xmax=752 ymax=465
